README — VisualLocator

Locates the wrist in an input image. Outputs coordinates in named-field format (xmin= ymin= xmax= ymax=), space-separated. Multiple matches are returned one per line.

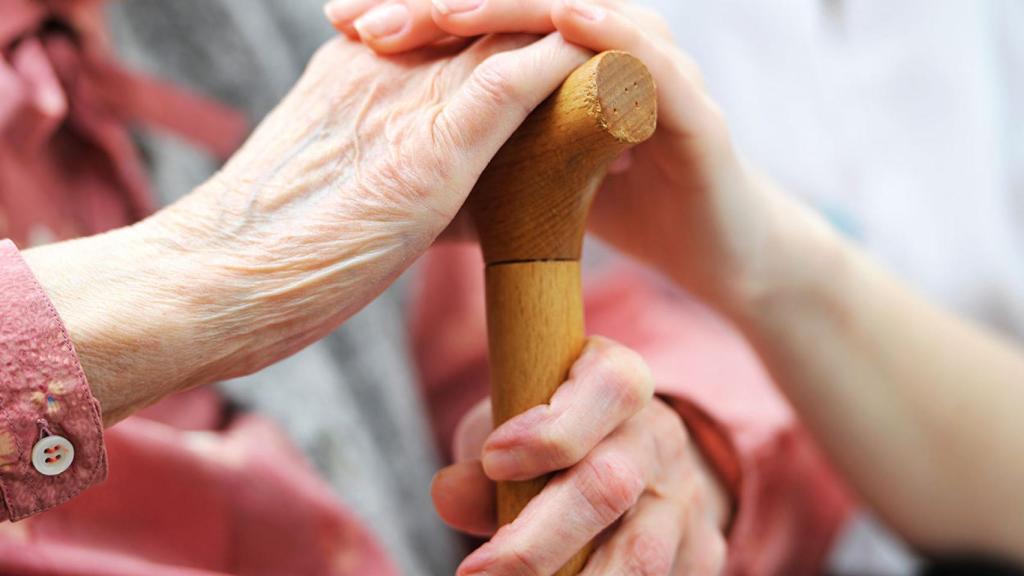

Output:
xmin=22 ymin=221 xmax=212 ymax=425
xmin=715 ymin=171 xmax=852 ymax=336
xmin=693 ymin=442 xmax=733 ymax=533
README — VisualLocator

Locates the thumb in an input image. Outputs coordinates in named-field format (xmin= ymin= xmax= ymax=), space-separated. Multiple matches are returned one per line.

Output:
xmin=453 ymin=397 xmax=494 ymax=462
xmin=430 ymin=460 xmax=497 ymax=536
xmin=430 ymin=33 xmax=590 ymax=200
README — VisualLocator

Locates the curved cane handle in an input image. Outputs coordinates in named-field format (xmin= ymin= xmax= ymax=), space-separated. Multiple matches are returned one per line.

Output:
xmin=470 ymin=51 xmax=657 ymax=575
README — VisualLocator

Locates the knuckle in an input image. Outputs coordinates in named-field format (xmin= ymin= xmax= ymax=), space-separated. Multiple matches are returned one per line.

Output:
xmin=364 ymin=154 xmax=429 ymax=203
xmin=537 ymin=425 xmax=585 ymax=469
xmin=495 ymin=541 xmax=545 ymax=576
xmin=430 ymin=106 xmax=465 ymax=151
xmin=428 ymin=101 xmax=471 ymax=156
xmin=355 ymin=155 xmax=452 ymax=235
xmin=590 ymin=343 xmax=654 ymax=413
xmin=624 ymin=530 xmax=676 ymax=576
xmin=575 ymin=453 xmax=644 ymax=525
xmin=467 ymin=54 xmax=530 ymax=116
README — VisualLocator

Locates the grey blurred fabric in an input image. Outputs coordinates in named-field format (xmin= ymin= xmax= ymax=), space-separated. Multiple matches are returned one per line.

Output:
xmin=105 ymin=2 xmax=463 ymax=575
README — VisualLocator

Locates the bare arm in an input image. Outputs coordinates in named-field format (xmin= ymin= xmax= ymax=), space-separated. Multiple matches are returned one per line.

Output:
xmin=18 ymin=35 xmax=590 ymax=427
xmin=333 ymin=0 xmax=1024 ymax=561
xmin=730 ymin=173 xmax=1024 ymax=563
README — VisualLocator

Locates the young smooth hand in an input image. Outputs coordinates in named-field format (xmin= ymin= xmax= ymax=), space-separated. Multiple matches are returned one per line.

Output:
xmin=331 ymin=0 xmax=1024 ymax=567
xmin=325 ymin=0 xmax=836 ymax=318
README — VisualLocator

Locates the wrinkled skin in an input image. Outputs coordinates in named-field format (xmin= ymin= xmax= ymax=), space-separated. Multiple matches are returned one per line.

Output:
xmin=329 ymin=0 xmax=837 ymax=317
xmin=27 ymin=16 xmax=734 ymax=575
xmin=329 ymin=1 xmax=1024 ymax=570
xmin=433 ymin=337 xmax=730 ymax=576
xmin=326 ymin=1 xmax=764 ymax=574
xmin=25 ymin=34 xmax=590 ymax=423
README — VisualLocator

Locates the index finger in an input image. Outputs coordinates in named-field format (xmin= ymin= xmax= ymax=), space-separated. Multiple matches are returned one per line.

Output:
xmin=481 ymin=336 xmax=655 ymax=481
xmin=459 ymin=413 xmax=656 ymax=576
xmin=324 ymin=0 xmax=559 ymax=54
xmin=432 ymin=0 xmax=557 ymax=36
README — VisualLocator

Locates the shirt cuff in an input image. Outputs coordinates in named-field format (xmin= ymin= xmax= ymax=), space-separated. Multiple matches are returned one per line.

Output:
xmin=0 ymin=239 xmax=107 ymax=521
xmin=661 ymin=390 xmax=853 ymax=575
xmin=660 ymin=393 xmax=743 ymax=532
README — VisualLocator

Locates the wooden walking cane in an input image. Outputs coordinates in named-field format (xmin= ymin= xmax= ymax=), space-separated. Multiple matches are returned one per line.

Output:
xmin=469 ymin=51 xmax=657 ymax=575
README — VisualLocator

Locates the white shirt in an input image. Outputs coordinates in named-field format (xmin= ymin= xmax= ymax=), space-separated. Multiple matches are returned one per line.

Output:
xmin=641 ymin=0 xmax=1024 ymax=338
xmin=637 ymin=2 xmax=1023 ymax=572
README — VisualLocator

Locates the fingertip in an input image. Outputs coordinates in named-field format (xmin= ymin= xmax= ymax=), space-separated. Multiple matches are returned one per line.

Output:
xmin=323 ymin=0 xmax=347 ymax=23
xmin=355 ymin=1 xmax=451 ymax=54
xmin=550 ymin=0 xmax=610 ymax=51
xmin=432 ymin=0 xmax=557 ymax=37
xmin=480 ymin=447 xmax=519 ymax=481
xmin=324 ymin=0 xmax=378 ymax=28
xmin=352 ymin=2 xmax=410 ymax=48
xmin=431 ymin=461 xmax=497 ymax=536
xmin=324 ymin=0 xmax=373 ymax=39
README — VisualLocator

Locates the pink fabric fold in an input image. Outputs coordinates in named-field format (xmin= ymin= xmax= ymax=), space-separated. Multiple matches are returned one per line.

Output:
xmin=0 ymin=240 xmax=107 ymax=522
xmin=0 ymin=0 xmax=248 ymax=245
xmin=412 ymin=243 xmax=853 ymax=575
xmin=1 ymin=3 xmax=397 ymax=574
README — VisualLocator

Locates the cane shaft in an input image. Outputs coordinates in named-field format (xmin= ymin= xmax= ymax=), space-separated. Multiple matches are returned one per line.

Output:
xmin=470 ymin=51 xmax=657 ymax=575
xmin=485 ymin=261 xmax=588 ymax=574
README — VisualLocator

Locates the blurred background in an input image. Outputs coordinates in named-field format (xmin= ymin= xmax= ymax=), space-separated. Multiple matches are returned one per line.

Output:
xmin=100 ymin=1 xmax=1023 ymax=575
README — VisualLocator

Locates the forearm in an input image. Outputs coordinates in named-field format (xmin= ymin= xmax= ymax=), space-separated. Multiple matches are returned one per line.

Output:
xmin=723 ymin=179 xmax=1024 ymax=560
xmin=21 ymin=220 xmax=216 ymax=425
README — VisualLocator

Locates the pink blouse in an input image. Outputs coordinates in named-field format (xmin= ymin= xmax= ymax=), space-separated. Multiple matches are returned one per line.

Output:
xmin=0 ymin=1 xmax=852 ymax=574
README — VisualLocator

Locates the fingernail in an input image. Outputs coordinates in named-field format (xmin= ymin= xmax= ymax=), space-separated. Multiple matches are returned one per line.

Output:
xmin=354 ymin=3 xmax=410 ymax=39
xmin=566 ymin=0 xmax=605 ymax=21
xmin=482 ymin=405 xmax=551 ymax=450
xmin=323 ymin=0 xmax=359 ymax=23
xmin=432 ymin=0 xmax=483 ymax=15
xmin=481 ymin=448 xmax=519 ymax=479
xmin=459 ymin=544 xmax=496 ymax=575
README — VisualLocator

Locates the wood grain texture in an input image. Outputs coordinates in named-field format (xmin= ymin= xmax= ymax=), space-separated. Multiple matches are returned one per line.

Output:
xmin=486 ymin=261 xmax=590 ymax=576
xmin=471 ymin=51 xmax=657 ymax=575
xmin=471 ymin=51 xmax=657 ymax=264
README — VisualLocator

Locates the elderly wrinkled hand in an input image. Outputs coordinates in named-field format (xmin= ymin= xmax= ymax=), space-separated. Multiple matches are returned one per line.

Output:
xmin=432 ymin=337 xmax=730 ymax=575
xmin=24 ymin=33 xmax=589 ymax=424
xmin=329 ymin=0 xmax=835 ymax=320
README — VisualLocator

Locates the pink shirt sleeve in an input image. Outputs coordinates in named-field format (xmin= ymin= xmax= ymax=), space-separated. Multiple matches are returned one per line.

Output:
xmin=0 ymin=239 xmax=107 ymax=521
xmin=584 ymin=264 xmax=853 ymax=575
xmin=413 ymin=245 xmax=853 ymax=575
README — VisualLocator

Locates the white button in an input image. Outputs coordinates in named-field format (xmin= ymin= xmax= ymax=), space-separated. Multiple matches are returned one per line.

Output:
xmin=31 ymin=435 xmax=74 ymax=476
